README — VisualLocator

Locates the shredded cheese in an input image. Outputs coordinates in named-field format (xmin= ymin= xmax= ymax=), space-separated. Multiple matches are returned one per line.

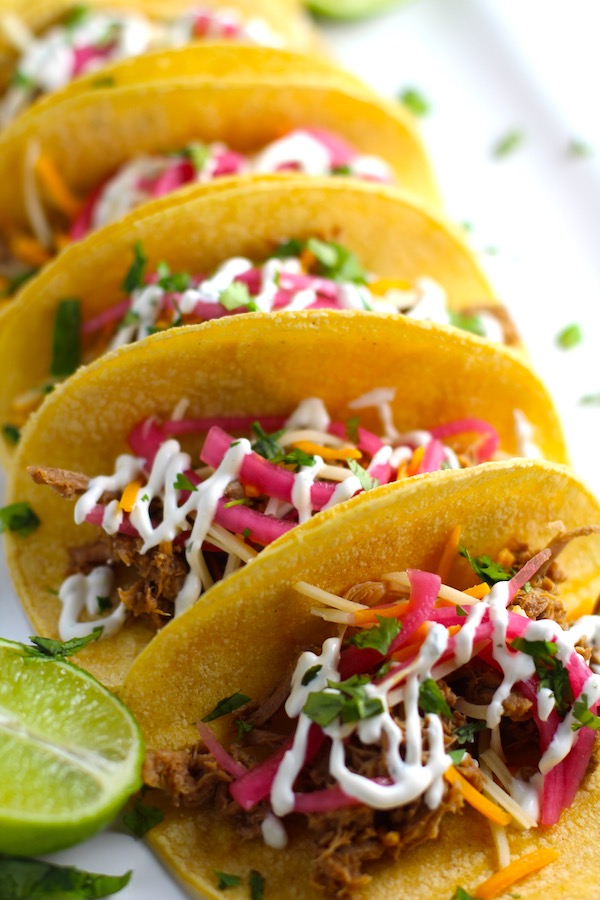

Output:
xmin=444 ymin=766 xmax=511 ymax=826
xmin=294 ymin=581 xmax=368 ymax=612
xmin=474 ymin=848 xmax=559 ymax=899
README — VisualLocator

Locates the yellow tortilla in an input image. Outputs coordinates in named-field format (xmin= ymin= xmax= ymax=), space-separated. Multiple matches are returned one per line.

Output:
xmin=6 ymin=310 xmax=566 ymax=688
xmin=0 ymin=43 xmax=438 ymax=244
xmin=119 ymin=459 xmax=600 ymax=900
xmin=0 ymin=174 xmax=509 ymax=461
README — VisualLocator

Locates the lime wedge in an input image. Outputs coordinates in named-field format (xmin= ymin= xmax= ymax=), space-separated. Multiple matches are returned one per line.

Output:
xmin=0 ymin=638 xmax=143 ymax=855
xmin=307 ymin=0 xmax=407 ymax=20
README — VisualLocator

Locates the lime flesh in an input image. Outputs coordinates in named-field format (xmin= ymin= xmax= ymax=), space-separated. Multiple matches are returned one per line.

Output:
xmin=0 ymin=638 xmax=143 ymax=855
xmin=307 ymin=0 xmax=406 ymax=20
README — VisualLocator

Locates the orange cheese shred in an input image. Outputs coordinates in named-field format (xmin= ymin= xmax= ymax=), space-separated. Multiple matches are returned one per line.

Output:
xmin=464 ymin=583 xmax=491 ymax=599
xmin=474 ymin=848 xmax=559 ymax=899
xmin=9 ymin=234 xmax=52 ymax=266
xmin=119 ymin=479 xmax=143 ymax=513
xmin=292 ymin=440 xmax=362 ymax=461
xmin=354 ymin=601 xmax=409 ymax=626
xmin=35 ymin=154 xmax=82 ymax=220
xmin=444 ymin=766 xmax=511 ymax=826
xmin=407 ymin=445 xmax=426 ymax=476
xmin=437 ymin=524 xmax=462 ymax=583
xmin=368 ymin=277 xmax=412 ymax=296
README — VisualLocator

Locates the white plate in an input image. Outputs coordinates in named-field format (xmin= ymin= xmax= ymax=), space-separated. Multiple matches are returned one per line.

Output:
xmin=2 ymin=1 xmax=599 ymax=896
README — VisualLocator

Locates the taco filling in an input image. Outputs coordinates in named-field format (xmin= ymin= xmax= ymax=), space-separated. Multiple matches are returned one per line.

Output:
xmin=141 ymin=536 xmax=600 ymax=898
xmin=0 ymin=4 xmax=283 ymax=125
xmin=24 ymin=393 xmax=521 ymax=642
xmin=6 ymin=237 xmax=511 ymax=429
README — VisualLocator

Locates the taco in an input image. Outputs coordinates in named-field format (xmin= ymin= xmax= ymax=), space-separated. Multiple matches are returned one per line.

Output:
xmin=0 ymin=175 xmax=513 ymax=458
xmin=4 ymin=310 xmax=567 ymax=689
xmin=0 ymin=43 xmax=437 ymax=276
xmin=118 ymin=460 xmax=600 ymax=900
xmin=0 ymin=0 xmax=317 ymax=123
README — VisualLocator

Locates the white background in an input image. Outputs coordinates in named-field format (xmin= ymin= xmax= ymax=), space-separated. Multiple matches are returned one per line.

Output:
xmin=1 ymin=0 xmax=599 ymax=895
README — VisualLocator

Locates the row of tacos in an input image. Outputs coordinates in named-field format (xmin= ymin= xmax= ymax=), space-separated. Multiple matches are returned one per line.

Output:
xmin=1 ymin=10 xmax=600 ymax=900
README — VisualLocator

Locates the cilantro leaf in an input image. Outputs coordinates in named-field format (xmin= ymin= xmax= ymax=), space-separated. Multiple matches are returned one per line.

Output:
xmin=156 ymin=261 xmax=191 ymax=293
xmin=580 ymin=393 xmax=600 ymax=406
xmin=249 ymin=870 xmax=264 ymax=900
xmin=64 ymin=5 xmax=90 ymax=28
xmin=567 ymin=139 xmax=594 ymax=158
xmin=27 ymin=628 xmax=103 ymax=659
xmin=346 ymin=416 xmax=360 ymax=444
xmin=219 ymin=281 xmax=258 ymax=312
xmin=349 ymin=615 xmax=401 ymax=655
xmin=448 ymin=310 xmax=486 ymax=337
xmin=242 ymin=527 xmax=251 ymax=539
xmin=182 ymin=142 xmax=210 ymax=173
xmin=571 ymin=693 xmax=600 ymax=732
xmin=0 ymin=855 xmax=131 ymax=899
xmin=453 ymin=720 xmax=486 ymax=745
xmin=50 ymin=299 xmax=81 ymax=378
xmin=96 ymin=596 xmax=112 ymax=612
xmin=214 ymin=870 xmax=242 ymax=891
xmin=510 ymin=637 xmax=572 ymax=716
xmin=234 ymin=719 xmax=253 ymax=741
xmin=223 ymin=498 xmax=252 ymax=509
xmin=418 ymin=678 xmax=452 ymax=718
xmin=251 ymin=423 xmax=286 ymax=460
xmin=10 ymin=71 xmax=35 ymax=89
xmin=90 ymin=75 xmax=116 ymax=89
xmin=303 ymin=675 xmax=383 ymax=727
xmin=448 ymin=749 xmax=466 ymax=765
xmin=492 ymin=129 xmax=524 ymax=158
xmin=556 ymin=323 xmax=583 ymax=350
xmin=398 ymin=87 xmax=430 ymax=117
xmin=2 ymin=424 xmax=20 ymax=446
xmin=347 ymin=459 xmax=379 ymax=491
xmin=301 ymin=664 xmax=322 ymax=686
xmin=122 ymin=799 xmax=164 ymax=838
xmin=332 ymin=164 xmax=352 ymax=175
xmin=202 ymin=692 xmax=251 ymax=722
xmin=459 ymin=546 xmax=513 ymax=586
xmin=173 ymin=473 xmax=198 ymax=492
xmin=122 ymin=242 xmax=147 ymax=294
xmin=273 ymin=238 xmax=304 ymax=259
xmin=0 ymin=502 xmax=40 ymax=538
xmin=306 ymin=238 xmax=366 ymax=284
xmin=452 ymin=889 xmax=476 ymax=900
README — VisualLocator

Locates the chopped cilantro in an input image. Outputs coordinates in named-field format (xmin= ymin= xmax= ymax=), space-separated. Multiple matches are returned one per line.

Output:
xmin=456 ymin=604 xmax=467 ymax=617
xmin=141 ymin=494 xmax=149 ymax=502
xmin=511 ymin=637 xmax=572 ymax=716
xmin=96 ymin=596 xmax=112 ymax=613
xmin=306 ymin=237 xmax=366 ymax=284
xmin=332 ymin=164 xmax=352 ymax=175
xmin=251 ymin=422 xmax=286 ymax=459
xmin=556 ymin=323 xmax=583 ymax=350
xmin=64 ymin=5 xmax=90 ymax=28
xmin=492 ymin=129 xmax=524 ymax=158
xmin=2 ymin=424 xmax=20 ymax=446
xmin=26 ymin=628 xmax=102 ymax=659
xmin=10 ymin=70 xmax=34 ymax=89
xmin=122 ymin=242 xmax=147 ymax=293
xmin=123 ymin=799 xmax=164 ymax=838
xmin=418 ymin=678 xmax=452 ymax=718
xmin=219 ymin=281 xmax=258 ymax=312
xmin=121 ymin=309 xmax=141 ymax=327
xmin=348 ymin=615 xmax=400 ymax=655
xmin=448 ymin=749 xmax=466 ymax=765
xmin=242 ymin=528 xmax=251 ymax=539
xmin=452 ymin=889 xmax=475 ymax=900
xmin=459 ymin=545 xmax=513 ymax=586
xmin=453 ymin=720 xmax=486 ymax=744
xmin=42 ymin=382 xmax=55 ymax=395
xmin=580 ymin=393 xmax=600 ymax=406
xmin=567 ymin=138 xmax=594 ymax=158
xmin=90 ymin=75 xmax=116 ymax=88
xmin=460 ymin=221 xmax=474 ymax=234
xmin=173 ymin=473 xmax=198 ymax=492
xmin=249 ymin=870 xmax=264 ymax=900
xmin=50 ymin=298 xmax=81 ymax=378
xmin=302 ymin=664 xmax=323 ymax=686
xmin=273 ymin=238 xmax=304 ymax=259
xmin=571 ymin=693 xmax=600 ymax=732
xmin=44 ymin=586 xmax=59 ymax=596
xmin=223 ymin=498 xmax=251 ymax=509
xmin=215 ymin=870 xmax=242 ymax=890
xmin=376 ymin=659 xmax=393 ymax=678
xmin=347 ymin=459 xmax=379 ymax=491
xmin=183 ymin=142 xmax=211 ymax=173
xmin=346 ymin=416 xmax=360 ymax=444
xmin=398 ymin=87 xmax=430 ymax=117
xmin=0 ymin=856 xmax=131 ymax=899
xmin=202 ymin=692 xmax=250 ymax=722
xmin=156 ymin=261 xmax=191 ymax=293
xmin=448 ymin=310 xmax=486 ymax=337
xmin=304 ymin=674 xmax=383 ymax=727
xmin=0 ymin=502 xmax=40 ymax=538
xmin=235 ymin=719 xmax=254 ymax=741
xmin=0 ymin=266 xmax=38 ymax=297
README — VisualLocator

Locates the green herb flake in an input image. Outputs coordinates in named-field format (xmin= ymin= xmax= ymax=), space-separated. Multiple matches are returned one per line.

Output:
xmin=219 ymin=281 xmax=258 ymax=312
xmin=184 ymin=142 xmax=211 ymax=173
xmin=64 ymin=5 xmax=90 ymax=29
xmin=0 ymin=502 xmax=40 ymax=538
xmin=376 ymin=659 xmax=393 ymax=678
xmin=418 ymin=678 xmax=452 ymax=718
xmin=306 ymin=237 xmax=366 ymax=284
xmin=349 ymin=615 xmax=400 ymax=655
xmin=301 ymin=664 xmax=322 ymax=686
xmin=10 ymin=70 xmax=35 ymax=89
xmin=556 ymin=323 xmax=583 ymax=350
xmin=492 ymin=129 xmax=524 ymax=158
xmin=156 ymin=261 xmax=191 ymax=293
xmin=459 ymin=546 xmax=513 ymax=586
xmin=2 ymin=424 xmax=20 ymax=446
xmin=242 ymin=528 xmax=251 ymax=539
xmin=0 ymin=856 xmax=131 ymax=899
xmin=251 ymin=422 xmax=286 ymax=460
xmin=223 ymin=498 xmax=251 ymax=509
xmin=567 ymin=138 xmax=594 ymax=158
xmin=96 ymin=596 xmax=112 ymax=612
xmin=249 ymin=869 xmax=265 ymax=900
xmin=398 ymin=87 xmax=430 ymax=117
xmin=202 ymin=691 xmax=251 ymax=722
xmin=214 ymin=870 xmax=242 ymax=891
xmin=173 ymin=473 xmax=198 ymax=492
xmin=511 ymin=637 xmax=572 ymax=716
xmin=448 ymin=749 xmax=466 ymax=765
xmin=452 ymin=889 xmax=476 ymax=900
xmin=456 ymin=605 xmax=467 ymax=617
xmin=273 ymin=238 xmax=304 ymax=259
xmin=448 ymin=310 xmax=486 ymax=338
xmin=235 ymin=719 xmax=254 ymax=741
xmin=348 ymin=459 xmax=379 ymax=492
xmin=453 ymin=720 xmax=486 ymax=744
xmin=27 ymin=627 xmax=102 ymax=659
xmin=346 ymin=416 xmax=360 ymax=444
xmin=571 ymin=693 xmax=600 ymax=732
xmin=91 ymin=75 xmax=116 ymax=88
xmin=121 ymin=309 xmax=141 ymax=327
xmin=122 ymin=242 xmax=147 ymax=294
xmin=580 ymin=393 xmax=600 ymax=406
xmin=304 ymin=674 xmax=384 ymax=727
xmin=50 ymin=298 xmax=81 ymax=378
xmin=123 ymin=799 xmax=164 ymax=838
xmin=332 ymin=164 xmax=352 ymax=175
